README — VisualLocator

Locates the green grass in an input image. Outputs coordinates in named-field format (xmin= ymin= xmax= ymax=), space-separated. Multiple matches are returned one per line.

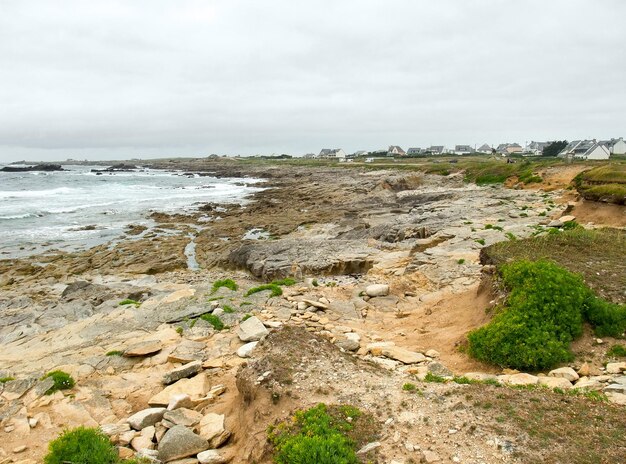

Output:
xmin=200 ymin=313 xmax=225 ymax=331
xmin=468 ymin=260 xmax=626 ymax=370
xmin=475 ymin=238 xmax=486 ymax=246
xmin=241 ymin=313 xmax=252 ymax=322
xmin=484 ymin=224 xmax=504 ymax=231
xmin=457 ymin=258 xmax=465 ymax=265
xmin=607 ymin=344 xmax=626 ymax=358
xmin=118 ymin=299 xmax=140 ymax=307
xmin=42 ymin=370 xmax=75 ymax=394
xmin=424 ymin=372 xmax=447 ymax=383
xmin=105 ymin=350 xmax=123 ymax=357
xmin=44 ymin=427 xmax=119 ymax=464
xmin=402 ymin=382 xmax=418 ymax=391
xmin=207 ymin=296 xmax=224 ymax=302
xmin=574 ymin=165 xmax=626 ymax=205
xmin=271 ymin=278 xmax=297 ymax=286
xmin=222 ymin=304 xmax=235 ymax=313
xmin=245 ymin=283 xmax=283 ymax=298
xmin=211 ymin=278 xmax=238 ymax=294
xmin=267 ymin=404 xmax=378 ymax=464
xmin=0 ymin=376 xmax=15 ymax=383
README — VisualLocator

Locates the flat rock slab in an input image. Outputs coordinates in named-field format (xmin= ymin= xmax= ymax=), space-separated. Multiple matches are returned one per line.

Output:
xmin=128 ymin=408 xmax=166 ymax=430
xmin=237 ymin=316 xmax=269 ymax=342
xmin=158 ymin=425 xmax=209 ymax=462
xmin=163 ymin=361 xmax=203 ymax=385
xmin=548 ymin=367 xmax=579 ymax=382
xmin=149 ymin=374 xmax=210 ymax=407
xmin=228 ymin=239 xmax=376 ymax=279
xmin=381 ymin=346 xmax=426 ymax=364
xmin=124 ymin=340 xmax=163 ymax=357
xmin=198 ymin=413 xmax=230 ymax=448
xmin=168 ymin=340 xmax=207 ymax=363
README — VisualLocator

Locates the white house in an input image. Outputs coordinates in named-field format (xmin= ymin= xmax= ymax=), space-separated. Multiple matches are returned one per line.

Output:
xmin=318 ymin=148 xmax=347 ymax=159
xmin=477 ymin=144 xmax=492 ymax=153
xmin=425 ymin=145 xmax=445 ymax=155
xmin=525 ymin=141 xmax=550 ymax=156
xmin=558 ymin=140 xmax=610 ymax=160
xmin=454 ymin=145 xmax=475 ymax=155
xmin=600 ymin=137 xmax=626 ymax=155
xmin=407 ymin=147 xmax=422 ymax=155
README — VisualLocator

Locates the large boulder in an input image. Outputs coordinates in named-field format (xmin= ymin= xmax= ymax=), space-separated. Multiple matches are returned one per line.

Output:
xmin=163 ymin=361 xmax=203 ymax=385
xmin=365 ymin=284 xmax=389 ymax=297
xmin=237 ymin=316 xmax=269 ymax=342
xmin=158 ymin=425 xmax=209 ymax=462
xmin=198 ymin=413 xmax=231 ymax=448
xmin=149 ymin=374 xmax=210 ymax=407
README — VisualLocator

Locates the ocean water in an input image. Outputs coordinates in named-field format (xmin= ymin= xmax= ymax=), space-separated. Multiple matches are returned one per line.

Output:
xmin=0 ymin=164 xmax=263 ymax=258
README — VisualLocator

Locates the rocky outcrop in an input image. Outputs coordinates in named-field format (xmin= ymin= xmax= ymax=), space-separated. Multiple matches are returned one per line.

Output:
xmin=228 ymin=239 xmax=376 ymax=279
xmin=1 ymin=164 xmax=64 ymax=172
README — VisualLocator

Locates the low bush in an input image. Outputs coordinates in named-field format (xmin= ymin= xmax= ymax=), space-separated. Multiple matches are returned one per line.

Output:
xmin=271 ymin=278 xmax=297 ymax=286
xmin=607 ymin=344 xmax=626 ymax=358
xmin=42 ymin=370 xmax=75 ymax=394
xmin=200 ymin=313 xmax=225 ymax=331
xmin=468 ymin=260 xmax=626 ymax=370
xmin=211 ymin=278 xmax=238 ymax=294
xmin=268 ymin=404 xmax=368 ymax=464
xmin=245 ymin=283 xmax=283 ymax=298
xmin=44 ymin=427 xmax=118 ymax=464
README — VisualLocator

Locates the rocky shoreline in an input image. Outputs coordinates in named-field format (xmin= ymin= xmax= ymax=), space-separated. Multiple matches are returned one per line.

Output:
xmin=1 ymin=160 xmax=625 ymax=463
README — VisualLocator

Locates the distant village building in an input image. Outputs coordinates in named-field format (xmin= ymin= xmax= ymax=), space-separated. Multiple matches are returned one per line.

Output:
xmin=477 ymin=144 xmax=492 ymax=153
xmin=425 ymin=145 xmax=445 ymax=155
xmin=302 ymin=153 xmax=316 ymax=159
xmin=600 ymin=137 xmax=626 ymax=156
xmin=525 ymin=141 xmax=550 ymax=156
xmin=318 ymin=148 xmax=347 ymax=159
xmin=351 ymin=150 xmax=368 ymax=158
xmin=558 ymin=140 xmax=610 ymax=160
xmin=496 ymin=143 xmax=523 ymax=155
xmin=407 ymin=147 xmax=422 ymax=155
xmin=387 ymin=145 xmax=406 ymax=156
xmin=454 ymin=145 xmax=475 ymax=155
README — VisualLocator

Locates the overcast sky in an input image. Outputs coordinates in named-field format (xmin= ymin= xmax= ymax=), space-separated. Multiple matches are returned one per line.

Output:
xmin=0 ymin=0 xmax=625 ymax=162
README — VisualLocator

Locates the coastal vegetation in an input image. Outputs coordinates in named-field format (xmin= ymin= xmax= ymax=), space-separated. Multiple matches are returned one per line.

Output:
xmin=267 ymin=403 xmax=377 ymax=464
xmin=200 ymin=313 xmax=225 ymax=331
xmin=574 ymin=164 xmax=626 ymax=204
xmin=42 ymin=370 xmax=75 ymax=394
xmin=211 ymin=278 xmax=238 ymax=294
xmin=468 ymin=260 xmax=626 ymax=370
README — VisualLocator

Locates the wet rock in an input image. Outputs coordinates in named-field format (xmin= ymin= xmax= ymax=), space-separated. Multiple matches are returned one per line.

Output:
xmin=237 ymin=316 xmax=269 ymax=342
xmin=158 ymin=425 xmax=209 ymax=462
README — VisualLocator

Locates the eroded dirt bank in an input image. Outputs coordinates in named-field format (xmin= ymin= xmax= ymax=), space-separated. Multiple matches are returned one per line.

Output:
xmin=1 ymin=160 xmax=625 ymax=463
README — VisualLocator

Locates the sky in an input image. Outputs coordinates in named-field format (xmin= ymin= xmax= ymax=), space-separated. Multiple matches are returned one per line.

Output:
xmin=0 ymin=0 xmax=625 ymax=162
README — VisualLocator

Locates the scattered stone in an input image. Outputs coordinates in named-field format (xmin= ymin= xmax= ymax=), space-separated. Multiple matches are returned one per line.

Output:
xmin=425 ymin=349 xmax=440 ymax=358
xmin=538 ymin=377 xmax=573 ymax=389
xmin=237 ymin=316 xmax=269 ymax=342
xmin=302 ymin=299 xmax=329 ymax=310
xmin=548 ymin=367 xmax=579 ymax=382
xmin=421 ymin=450 xmax=441 ymax=463
xmin=427 ymin=362 xmax=453 ymax=378
xmin=100 ymin=423 xmax=131 ymax=436
xmin=13 ymin=446 xmax=27 ymax=454
xmin=336 ymin=338 xmax=360 ymax=351
xmin=167 ymin=394 xmax=194 ymax=411
xmin=128 ymin=408 xmax=167 ymax=430
xmin=131 ymin=435 xmax=155 ymax=451
xmin=163 ymin=361 xmax=203 ymax=385
xmin=157 ymin=425 xmax=209 ymax=462
xmin=118 ymin=447 xmax=134 ymax=460
xmin=381 ymin=346 xmax=426 ymax=364
xmin=168 ymin=340 xmax=207 ymax=363
xmin=606 ymin=362 xmax=626 ymax=374
xmin=365 ymin=284 xmax=389 ymax=297
xmin=198 ymin=413 xmax=231 ymax=448
xmin=356 ymin=441 xmax=381 ymax=454
xmin=236 ymin=341 xmax=258 ymax=358
xmin=197 ymin=450 xmax=228 ymax=464
xmin=124 ymin=340 xmax=163 ymax=357
xmin=505 ymin=373 xmax=539 ymax=386
xmin=163 ymin=408 xmax=204 ymax=428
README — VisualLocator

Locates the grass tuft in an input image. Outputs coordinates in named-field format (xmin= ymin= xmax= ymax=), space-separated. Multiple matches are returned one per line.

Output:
xmin=200 ymin=313 xmax=225 ymax=331
xmin=211 ymin=279 xmax=238 ymax=294
xmin=42 ymin=370 xmax=75 ymax=394
xmin=245 ymin=283 xmax=283 ymax=298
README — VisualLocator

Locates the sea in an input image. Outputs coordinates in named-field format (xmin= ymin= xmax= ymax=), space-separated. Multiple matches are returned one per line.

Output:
xmin=0 ymin=164 xmax=263 ymax=259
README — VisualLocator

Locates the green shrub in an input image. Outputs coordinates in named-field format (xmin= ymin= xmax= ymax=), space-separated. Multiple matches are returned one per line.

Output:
xmin=245 ymin=284 xmax=283 ymax=298
xmin=607 ymin=344 xmax=626 ymax=358
xmin=475 ymin=239 xmax=486 ymax=246
xmin=211 ymin=279 xmax=238 ymax=294
xmin=585 ymin=298 xmax=626 ymax=337
xmin=271 ymin=278 xmax=297 ymax=286
xmin=200 ymin=313 xmax=225 ymax=331
xmin=468 ymin=260 xmax=626 ymax=370
xmin=457 ymin=259 xmax=465 ymax=265
xmin=268 ymin=404 xmax=362 ymax=464
xmin=402 ymin=382 xmax=417 ymax=391
xmin=44 ymin=426 xmax=118 ymax=464
xmin=42 ymin=370 xmax=75 ymax=394
xmin=424 ymin=372 xmax=446 ymax=383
